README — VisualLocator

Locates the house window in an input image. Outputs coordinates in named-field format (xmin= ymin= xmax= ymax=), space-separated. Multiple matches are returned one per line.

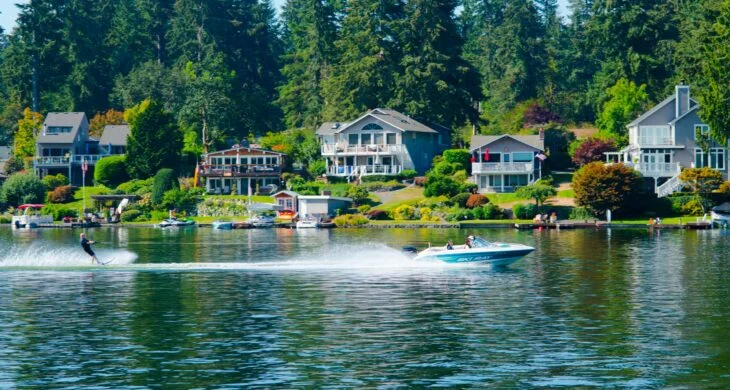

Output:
xmin=362 ymin=123 xmax=383 ymax=130
xmin=695 ymin=148 xmax=726 ymax=170
xmin=46 ymin=126 xmax=72 ymax=134
xmin=694 ymin=124 xmax=710 ymax=139
xmin=386 ymin=133 xmax=396 ymax=144
xmin=512 ymin=152 xmax=533 ymax=162
xmin=639 ymin=126 xmax=671 ymax=145
xmin=489 ymin=175 xmax=502 ymax=187
xmin=374 ymin=133 xmax=384 ymax=145
xmin=361 ymin=134 xmax=371 ymax=145
xmin=348 ymin=134 xmax=358 ymax=145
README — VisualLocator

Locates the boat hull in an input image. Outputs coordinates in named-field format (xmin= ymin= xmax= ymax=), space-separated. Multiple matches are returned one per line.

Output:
xmin=212 ymin=222 xmax=233 ymax=230
xmin=415 ymin=247 xmax=534 ymax=266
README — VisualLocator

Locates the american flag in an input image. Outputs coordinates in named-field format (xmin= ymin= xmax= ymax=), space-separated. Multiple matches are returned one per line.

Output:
xmin=535 ymin=153 xmax=547 ymax=161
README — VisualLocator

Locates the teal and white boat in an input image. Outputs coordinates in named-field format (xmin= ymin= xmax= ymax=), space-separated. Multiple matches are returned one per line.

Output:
xmin=413 ymin=236 xmax=534 ymax=266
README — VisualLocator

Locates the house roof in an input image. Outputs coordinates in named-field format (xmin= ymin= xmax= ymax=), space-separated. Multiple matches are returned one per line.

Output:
xmin=316 ymin=108 xmax=440 ymax=135
xmin=37 ymin=112 xmax=87 ymax=144
xmin=626 ymin=95 xmax=699 ymax=128
xmin=0 ymin=146 xmax=10 ymax=160
xmin=204 ymin=145 xmax=286 ymax=157
xmin=470 ymin=134 xmax=544 ymax=152
xmin=99 ymin=125 xmax=131 ymax=146
xmin=668 ymin=105 xmax=700 ymax=126
xmin=272 ymin=190 xmax=298 ymax=198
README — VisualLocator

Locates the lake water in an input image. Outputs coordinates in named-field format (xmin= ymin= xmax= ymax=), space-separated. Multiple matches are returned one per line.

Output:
xmin=1 ymin=226 xmax=729 ymax=387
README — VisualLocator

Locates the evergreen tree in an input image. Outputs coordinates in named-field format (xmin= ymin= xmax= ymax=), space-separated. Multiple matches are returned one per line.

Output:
xmin=278 ymin=0 xmax=337 ymax=129
xmin=125 ymin=100 xmax=182 ymax=179
xmin=321 ymin=0 xmax=404 ymax=120
xmin=390 ymin=0 xmax=481 ymax=127
xmin=136 ymin=0 xmax=176 ymax=65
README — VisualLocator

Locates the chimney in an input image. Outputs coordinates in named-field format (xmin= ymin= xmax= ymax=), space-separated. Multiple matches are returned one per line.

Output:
xmin=676 ymin=82 xmax=690 ymax=118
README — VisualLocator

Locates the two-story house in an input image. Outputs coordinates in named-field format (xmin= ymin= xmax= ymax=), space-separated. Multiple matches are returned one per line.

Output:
xmin=199 ymin=146 xmax=285 ymax=194
xmin=34 ymin=113 xmax=129 ymax=185
xmin=99 ymin=125 xmax=130 ymax=155
xmin=470 ymin=134 xmax=545 ymax=193
xmin=316 ymin=108 xmax=450 ymax=178
xmin=605 ymin=83 xmax=729 ymax=197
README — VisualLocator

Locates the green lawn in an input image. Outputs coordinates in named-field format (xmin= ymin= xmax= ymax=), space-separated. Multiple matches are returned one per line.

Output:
xmin=65 ymin=186 xmax=113 ymax=212
xmin=484 ymin=193 xmax=520 ymax=205
xmin=557 ymin=190 xmax=574 ymax=198
xmin=373 ymin=187 xmax=425 ymax=211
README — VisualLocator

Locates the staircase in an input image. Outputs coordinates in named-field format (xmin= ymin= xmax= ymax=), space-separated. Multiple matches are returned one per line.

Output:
xmin=656 ymin=173 xmax=684 ymax=197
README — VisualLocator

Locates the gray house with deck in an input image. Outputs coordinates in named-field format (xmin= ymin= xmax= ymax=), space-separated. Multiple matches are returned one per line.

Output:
xmin=316 ymin=108 xmax=450 ymax=178
xmin=605 ymin=83 xmax=729 ymax=197
xmin=34 ymin=113 xmax=128 ymax=185
xmin=470 ymin=134 xmax=545 ymax=193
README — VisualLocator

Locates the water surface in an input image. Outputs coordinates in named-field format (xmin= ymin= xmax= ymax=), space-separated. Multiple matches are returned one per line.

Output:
xmin=1 ymin=227 xmax=729 ymax=387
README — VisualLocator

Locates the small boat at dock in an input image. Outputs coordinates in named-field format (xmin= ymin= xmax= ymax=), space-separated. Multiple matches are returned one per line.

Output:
xmin=407 ymin=236 xmax=534 ymax=266
xmin=212 ymin=221 xmax=233 ymax=230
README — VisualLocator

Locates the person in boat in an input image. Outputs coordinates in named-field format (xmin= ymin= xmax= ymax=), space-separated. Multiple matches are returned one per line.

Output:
xmin=465 ymin=235 xmax=473 ymax=249
xmin=446 ymin=240 xmax=454 ymax=250
xmin=80 ymin=233 xmax=99 ymax=264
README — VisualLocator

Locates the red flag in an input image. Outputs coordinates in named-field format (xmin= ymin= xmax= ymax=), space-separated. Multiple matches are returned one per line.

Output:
xmin=82 ymin=161 xmax=88 ymax=176
xmin=483 ymin=148 xmax=490 ymax=162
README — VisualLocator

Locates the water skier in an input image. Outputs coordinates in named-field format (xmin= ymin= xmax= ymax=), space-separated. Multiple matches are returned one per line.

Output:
xmin=80 ymin=233 xmax=99 ymax=264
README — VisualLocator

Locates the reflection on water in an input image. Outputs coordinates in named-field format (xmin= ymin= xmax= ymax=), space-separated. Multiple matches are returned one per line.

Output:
xmin=0 ymin=227 xmax=729 ymax=387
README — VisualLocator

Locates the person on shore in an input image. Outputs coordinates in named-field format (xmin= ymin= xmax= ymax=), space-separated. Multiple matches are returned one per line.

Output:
xmin=80 ymin=233 xmax=98 ymax=264
xmin=446 ymin=240 xmax=454 ymax=250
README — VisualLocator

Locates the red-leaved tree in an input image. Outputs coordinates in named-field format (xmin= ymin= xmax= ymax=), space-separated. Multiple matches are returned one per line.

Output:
xmin=572 ymin=137 xmax=616 ymax=166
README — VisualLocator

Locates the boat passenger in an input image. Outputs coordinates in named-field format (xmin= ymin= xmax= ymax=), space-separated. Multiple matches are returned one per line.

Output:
xmin=465 ymin=236 xmax=473 ymax=249
xmin=446 ymin=240 xmax=454 ymax=250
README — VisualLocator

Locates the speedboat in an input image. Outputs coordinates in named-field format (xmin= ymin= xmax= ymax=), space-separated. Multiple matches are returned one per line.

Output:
xmin=158 ymin=218 xmax=196 ymax=228
xmin=212 ymin=221 xmax=233 ymax=230
xmin=248 ymin=215 xmax=275 ymax=228
xmin=296 ymin=218 xmax=318 ymax=229
xmin=410 ymin=236 xmax=534 ymax=266
xmin=711 ymin=202 xmax=730 ymax=227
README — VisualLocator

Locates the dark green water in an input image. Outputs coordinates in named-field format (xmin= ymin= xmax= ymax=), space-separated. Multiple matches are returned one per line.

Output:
xmin=1 ymin=226 xmax=729 ymax=387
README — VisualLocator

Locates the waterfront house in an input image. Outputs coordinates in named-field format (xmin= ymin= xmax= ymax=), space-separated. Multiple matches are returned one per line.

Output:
xmin=199 ymin=146 xmax=285 ymax=195
xmin=99 ymin=125 xmax=130 ymax=155
xmin=316 ymin=108 xmax=450 ymax=179
xmin=34 ymin=113 xmax=126 ymax=185
xmin=470 ymin=134 xmax=545 ymax=193
xmin=605 ymin=83 xmax=730 ymax=197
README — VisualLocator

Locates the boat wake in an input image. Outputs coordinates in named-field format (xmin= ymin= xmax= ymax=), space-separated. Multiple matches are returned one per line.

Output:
xmin=0 ymin=242 xmax=138 ymax=268
xmin=0 ymin=243 xmax=492 ymax=271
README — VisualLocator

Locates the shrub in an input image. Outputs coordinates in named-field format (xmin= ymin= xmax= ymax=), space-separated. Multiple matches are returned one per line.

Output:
xmin=568 ymin=207 xmax=595 ymax=220
xmin=393 ymin=205 xmax=416 ymax=220
xmin=720 ymin=181 xmax=730 ymax=195
xmin=367 ymin=209 xmax=389 ymax=220
xmin=117 ymin=178 xmax=154 ymax=195
xmin=419 ymin=195 xmax=451 ymax=208
xmin=121 ymin=209 xmax=142 ymax=222
xmin=0 ymin=214 xmax=11 ymax=224
xmin=0 ymin=172 xmax=46 ymax=206
xmin=515 ymin=183 xmax=557 ymax=207
xmin=307 ymin=160 xmax=327 ymax=177
xmin=361 ymin=175 xmax=397 ymax=183
xmin=433 ymin=161 xmax=458 ymax=176
xmin=161 ymin=188 xmax=203 ymax=214
xmin=47 ymin=185 xmax=78 ymax=204
xmin=333 ymin=214 xmax=369 ymax=227
xmin=414 ymin=176 xmax=427 ymax=186
xmin=345 ymin=185 xmax=370 ymax=205
xmin=679 ymin=167 xmax=724 ymax=212
xmin=445 ymin=208 xmax=475 ymax=222
xmin=357 ymin=205 xmax=371 ymax=214
xmin=419 ymin=207 xmax=433 ymax=221
xmin=94 ymin=155 xmax=129 ymax=188
xmin=451 ymin=193 xmax=472 ymax=208
xmin=152 ymin=168 xmax=178 ymax=206
xmin=291 ymin=181 xmax=322 ymax=195
xmin=398 ymin=170 xmax=418 ymax=181
xmin=150 ymin=210 xmax=169 ymax=221
xmin=3 ymin=155 xmax=25 ymax=175
xmin=573 ymin=162 xmax=644 ymax=218
xmin=424 ymin=173 xmax=461 ymax=197
xmin=513 ymin=203 xmax=538 ymax=219
xmin=41 ymin=205 xmax=77 ymax=221
xmin=41 ymin=173 xmax=68 ymax=191
xmin=442 ymin=149 xmax=470 ymax=170
xmin=460 ymin=182 xmax=478 ymax=194
xmin=360 ymin=180 xmax=406 ymax=192
xmin=465 ymin=194 xmax=489 ymax=208
xmin=475 ymin=203 xmax=503 ymax=220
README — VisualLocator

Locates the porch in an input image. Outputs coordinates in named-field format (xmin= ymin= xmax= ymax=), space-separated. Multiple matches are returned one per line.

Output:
xmin=475 ymin=173 xmax=536 ymax=193
xmin=472 ymin=162 xmax=534 ymax=174
xmin=326 ymin=165 xmax=403 ymax=176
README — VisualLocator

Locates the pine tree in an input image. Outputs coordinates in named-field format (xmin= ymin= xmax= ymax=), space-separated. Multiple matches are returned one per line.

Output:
xmin=321 ymin=0 xmax=404 ymax=120
xmin=390 ymin=0 xmax=481 ymax=127
xmin=278 ymin=0 xmax=338 ymax=129
xmin=125 ymin=100 xmax=182 ymax=179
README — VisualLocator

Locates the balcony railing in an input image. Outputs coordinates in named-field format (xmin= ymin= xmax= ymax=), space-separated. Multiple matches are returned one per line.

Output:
xmin=34 ymin=156 xmax=71 ymax=165
xmin=72 ymin=155 xmax=105 ymax=164
xmin=638 ymin=137 xmax=674 ymax=146
xmin=472 ymin=162 xmax=533 ymax=174
xmin=327 ymin=165 xmax=403 ymax=176
xmin=625 ymin=162 xmax=681 ymax=177
xmin=321 ymin=144 xmax=405 ymax=155
xmin=200 ymin=164 xmax=282 ymax=177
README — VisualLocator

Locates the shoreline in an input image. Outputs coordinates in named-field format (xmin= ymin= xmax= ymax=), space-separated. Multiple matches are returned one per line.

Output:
xmin=2 ymin=221 xmax=715 ymax=230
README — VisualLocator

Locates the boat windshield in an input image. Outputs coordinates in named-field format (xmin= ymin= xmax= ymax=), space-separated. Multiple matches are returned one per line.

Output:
xmin=471 ymin=237 xmax=493 ymax=248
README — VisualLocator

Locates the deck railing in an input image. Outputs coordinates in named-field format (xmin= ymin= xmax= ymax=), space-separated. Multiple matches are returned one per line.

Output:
xmin=321 ymin=144 xmax=405 ymax=155
xmin=200 ymin=164 xmax=282 ymax=177
xmin=472 ymin=162 xmax=533 ymax=174
xmin=327 ymin=165 xmax=403 ymax=176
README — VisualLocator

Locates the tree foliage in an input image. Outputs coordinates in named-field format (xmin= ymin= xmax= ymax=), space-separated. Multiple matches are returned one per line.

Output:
xmin=679 ymin=167 xmax=724 ymax=212
xmin=571 ymin=137 xmax=617 ymax=166
xmin=0 ymin=172 xmax=46 ymax=206
xmin=14 ymin=108 xmax=43 ymax=159
xmin=94 ymin=155 xmax=129 ymax=188
xmin=152 ymin=168 xmax=179 ymax=206
xmin=573 ymin=162 xmax=644 ymax=217
xmin=125 ymin=100 xmax=182 ymax=179
xmin=515 ymin=183 xmax=557 ymax=207
xmin=596 ymin=79 xmax=648 ymax=146
xmin=89 ymin=109 xmax=125 ymax=137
